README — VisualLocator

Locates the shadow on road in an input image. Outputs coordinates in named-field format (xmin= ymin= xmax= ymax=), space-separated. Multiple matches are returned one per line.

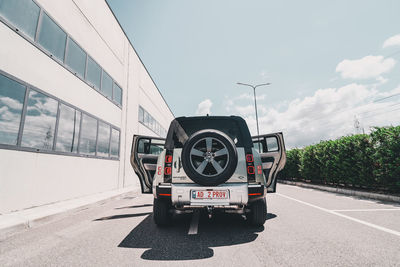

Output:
xmin=115 ymin=204 xmax=154 ymax=210
xmin=94 ymin=212 xmax=152 ymax=221
xmin=118 ymin=211 xmax=276 ymax=261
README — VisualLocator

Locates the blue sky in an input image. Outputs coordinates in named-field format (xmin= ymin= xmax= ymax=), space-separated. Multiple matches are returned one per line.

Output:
xmin=107 ymin=0 xmax=400 ymax=148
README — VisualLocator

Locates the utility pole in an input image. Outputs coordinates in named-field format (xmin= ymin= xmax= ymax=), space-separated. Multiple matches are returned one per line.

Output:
xmin=354 ymin=116 xmax=361 ymax=134
xmin=237 ymin=82 xmax=271 ymax=151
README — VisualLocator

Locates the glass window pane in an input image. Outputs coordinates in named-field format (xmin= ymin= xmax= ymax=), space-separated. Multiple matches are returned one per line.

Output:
xmin=97 ymin=121 xmax=110 ymax=157
xmin=86 ymin=57 xmax=101 ymax=89
xmin=151 ymin=117 xmax=155 ymax=130
xmin=37 ymin=13 xmax=66 ymax=61
xmin=266 ymin=137 xmax=278 ymax=152
xmin=150 ymin=144 xmax=163 ymax=155
xmin=137 ymin=138 xmax=148 ymax=154
xmin=253 ymin=141 xmax=263 ymax=153
xmin=113 ymin=83 xmax=122 ymax=105
xmin=65 ymin=38 xmax=86 ymax=79
xmin=110 ymin=128 xmax=120 ymax=157
xmin=21 ymin=90 xmax=58 ymax=149
xmin=55 ymin=104 xmax=80 ymax=153
xmin=144 ymin=111 xmax=149 ymax=126
xmin=138 ymin=106 xmax=144 ymax=122
xmin=0 ymin=0 xmax=40 ymax=39
xmin=79 ymin=114 xmax=97 ymax=156
xmin=0 ymin=74 xmax=26 ymax=145
xmin=101 ymin=71 xmax=112 ymax=99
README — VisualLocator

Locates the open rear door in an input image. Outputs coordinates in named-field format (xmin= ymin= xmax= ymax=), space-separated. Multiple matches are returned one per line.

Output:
xmin=252 ymin=133 xmax=286 ymax=193
xmin=131 ymin=135 xmax=165 ymax=194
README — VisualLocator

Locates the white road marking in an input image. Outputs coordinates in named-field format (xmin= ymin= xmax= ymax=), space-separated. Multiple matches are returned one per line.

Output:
xmin=277 ymin=193 xmax=400 ymax=237
xmin=188 ymin=210 xmax=200 ymax=235
xmin=332 ymin=208 xmax=400 ymax=212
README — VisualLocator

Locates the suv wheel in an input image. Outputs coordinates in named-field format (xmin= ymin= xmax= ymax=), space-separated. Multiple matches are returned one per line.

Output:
xmin=181 ymin=129 xmax=238 ymax=186
xmin=153 ymin=198 xmax=172 ymax=226
xmin=248 ymin=198 xmax=267 ymax=226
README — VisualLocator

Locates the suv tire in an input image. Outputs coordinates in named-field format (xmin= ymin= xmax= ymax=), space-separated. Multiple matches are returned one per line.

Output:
xmin=153 ymin=198 xmax=172 ymax=226
xmin=249 ymin=198 xmax=267 ymax=226
xmin=181 ymin=129 xmax=238 ymax=186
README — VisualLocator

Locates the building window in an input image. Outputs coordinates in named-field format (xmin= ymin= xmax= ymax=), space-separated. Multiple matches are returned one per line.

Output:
xmin=55 ymin=104 xmax=80 ymax=153
xmin=21 ymin=89 xmax=58 ymax=150
xmin=101 ymin=70 xmax=113 ymax=99
xmin=113 ymin=83 xmax=122 ymax=105
xmin=0 ymin=0 xmax=40 ymax=40
xmin=0 ymin=73 xmax=26 ymax=145
xmin=138 ymin=106 xmax=144 ymax=122
xmin=86 ymin=57 xmax=101 ymax=90
xmin=37 ymin=12 xmax=67 ymax=62
xmin=0 ymin=1 xmax=123 ymax=108
xmin=138 ymin=106 xmax=167 ymax=137
xmin=0 ymin=70 xmax=120 ymax=159
xmin=65 ymin=37 xmax=86 ymax=79
xmin=110 ymin=128 xmax=120 ymax=158
xmin=144 ymin=111 xmax=149 ymax=126
xmin=97 ymin=121 xmax=110 ymax=157
xmin=79 ymin=113 xmax=97 ymax=156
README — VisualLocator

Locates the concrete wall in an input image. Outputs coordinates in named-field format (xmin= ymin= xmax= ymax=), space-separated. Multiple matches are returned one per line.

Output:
xmin=0 ymin=0 xmax=174 ymax=213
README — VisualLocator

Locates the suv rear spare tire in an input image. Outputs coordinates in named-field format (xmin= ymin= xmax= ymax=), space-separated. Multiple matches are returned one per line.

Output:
xmin=181 ymin=129 xmax=238 ymax=186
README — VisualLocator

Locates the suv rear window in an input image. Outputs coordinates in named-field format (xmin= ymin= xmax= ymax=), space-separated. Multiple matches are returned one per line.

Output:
xmin=165 ymin=116 xmax=253 ymax=149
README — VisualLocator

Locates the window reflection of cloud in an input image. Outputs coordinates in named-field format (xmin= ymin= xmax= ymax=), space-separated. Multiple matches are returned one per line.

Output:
xmin=0 ymin=96 xmax=24 ymax=145
xmin=21 ymin=90 xmax=58 ymax=149
xmin=97 ymin=122 xmax=110 ymax=157
xmin=0 ymin=96 xmax=23 ymax=110
xmin=26 ymin=91 xmax=58 ymax=117
xmin=56 ymin=104 xmax=80 ymax=153
xmin=110 ymin=129 xmax=120 ymax=157
xmin=79 ymin=114 xmax=97 ymax=155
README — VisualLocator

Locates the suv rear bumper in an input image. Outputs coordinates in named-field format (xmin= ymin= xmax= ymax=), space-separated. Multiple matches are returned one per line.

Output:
xmin=157 ymin=183 xmax=264 ymax=206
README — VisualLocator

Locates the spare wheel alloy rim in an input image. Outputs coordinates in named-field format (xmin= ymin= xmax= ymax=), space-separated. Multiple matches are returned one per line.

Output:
xmin=189 ymin=137 xmax=229 ymax=177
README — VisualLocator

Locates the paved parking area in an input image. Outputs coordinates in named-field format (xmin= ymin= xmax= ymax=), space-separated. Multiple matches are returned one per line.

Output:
xmin=0 ymin=184 xmax=399 ymax=266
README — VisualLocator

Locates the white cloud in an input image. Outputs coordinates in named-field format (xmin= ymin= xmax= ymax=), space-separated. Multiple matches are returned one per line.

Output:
xmin=236 ymin=93 xmax=266 ymax=101
xmin=226 ymin=84 xmax=400 ymax=149
xmin=383 ymin=34 xmax=400 ymax=48
xmin=336 ymin=55 xmax=396 ymax=80
xmin=0 ymin=96 xmax=23 ymax=110
xmin=196 ymin=99 xmax=213 ymax=115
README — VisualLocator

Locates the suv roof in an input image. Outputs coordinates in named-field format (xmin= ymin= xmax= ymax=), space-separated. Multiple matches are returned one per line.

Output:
xmin=164 ymin=115 xmax=253 ymax=149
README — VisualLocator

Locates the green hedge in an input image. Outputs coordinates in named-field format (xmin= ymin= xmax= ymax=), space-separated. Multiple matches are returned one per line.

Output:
xmin=279 ymin=126 xmax=400 ymax=193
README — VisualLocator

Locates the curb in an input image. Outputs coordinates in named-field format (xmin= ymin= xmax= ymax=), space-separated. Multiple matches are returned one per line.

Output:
xmin=278 ymin=180 xmax=400 ymax=203
xmin=0 ymin=187 xmax=140 ymax=238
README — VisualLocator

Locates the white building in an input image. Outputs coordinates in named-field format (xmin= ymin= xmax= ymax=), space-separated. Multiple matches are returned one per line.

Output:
xmin=0 ymin=0 xmax=174 ymax=213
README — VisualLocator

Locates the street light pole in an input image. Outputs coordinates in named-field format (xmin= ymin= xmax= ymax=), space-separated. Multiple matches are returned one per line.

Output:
xmin=237 ymin=82 xmax=271 ymax=151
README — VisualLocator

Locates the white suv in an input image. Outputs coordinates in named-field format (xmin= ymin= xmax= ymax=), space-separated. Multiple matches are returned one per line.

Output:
xmin=131 ymin=116 xmax=286 ymax=226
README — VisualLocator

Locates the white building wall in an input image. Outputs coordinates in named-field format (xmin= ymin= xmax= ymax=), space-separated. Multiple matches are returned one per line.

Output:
xmin=0 ymin=0 xmax=174 ymax=213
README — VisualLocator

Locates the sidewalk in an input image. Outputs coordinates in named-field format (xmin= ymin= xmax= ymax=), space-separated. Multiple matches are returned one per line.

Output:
xmin=0 ymin=187 xmax=139 ymax=238
xmin=278 ymin=180 xmax=400 ymax=203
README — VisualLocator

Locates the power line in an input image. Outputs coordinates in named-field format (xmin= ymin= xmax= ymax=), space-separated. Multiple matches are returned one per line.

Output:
xmin=360 ymin=106 xmax=400 ymax=120
xmin=373 ymin=92 xmax=400 ymax=102
xmin=358 ymin=102 xmax=400 ymax=116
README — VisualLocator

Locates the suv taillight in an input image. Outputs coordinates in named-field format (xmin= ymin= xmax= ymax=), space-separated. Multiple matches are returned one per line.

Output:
xmin=246 ymin=152 xmax=256 ymax=182
xmin=164 ymin=150 xmax=173 ymax=182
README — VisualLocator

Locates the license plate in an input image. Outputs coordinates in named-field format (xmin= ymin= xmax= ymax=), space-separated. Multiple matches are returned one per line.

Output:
xmin=191 ymin=190 xmax=228 ymax=199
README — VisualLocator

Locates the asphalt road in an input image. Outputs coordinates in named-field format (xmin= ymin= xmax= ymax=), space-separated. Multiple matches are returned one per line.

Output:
xmin=1 ymin=184 xmax=400 ymax=266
